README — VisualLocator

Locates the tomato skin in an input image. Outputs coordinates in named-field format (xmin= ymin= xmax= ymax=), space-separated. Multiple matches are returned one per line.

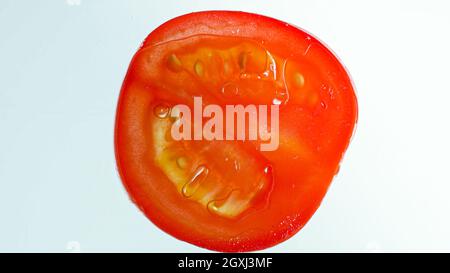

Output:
xmin=115 ymin=11 xmax=358 ymax=252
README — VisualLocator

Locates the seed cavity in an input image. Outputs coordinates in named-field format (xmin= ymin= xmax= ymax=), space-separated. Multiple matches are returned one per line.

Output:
xmin=152 ymin=40 xmax=289 ymax=219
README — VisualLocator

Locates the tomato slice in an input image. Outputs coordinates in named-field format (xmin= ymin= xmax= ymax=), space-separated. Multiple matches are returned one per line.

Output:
xmin=115 ymin=11 xmax=358 ymax=252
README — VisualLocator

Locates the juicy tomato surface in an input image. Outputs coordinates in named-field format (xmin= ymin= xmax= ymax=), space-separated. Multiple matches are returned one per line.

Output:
xmin=115 ymin=11 xmax=358 ymax=252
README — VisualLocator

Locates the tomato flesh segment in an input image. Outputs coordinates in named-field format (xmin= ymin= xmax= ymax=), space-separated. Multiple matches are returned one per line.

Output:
xmin=152 ymin=107 xmax=273 ymax=219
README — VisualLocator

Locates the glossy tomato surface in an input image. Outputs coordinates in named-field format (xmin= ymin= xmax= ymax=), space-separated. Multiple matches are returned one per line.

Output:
xmin=115 ymin=11 xmax=357 ymax=252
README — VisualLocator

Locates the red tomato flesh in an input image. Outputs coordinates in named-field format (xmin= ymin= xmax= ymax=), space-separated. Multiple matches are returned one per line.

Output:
xmin=115 ymin=11 xmax=358 ymax=252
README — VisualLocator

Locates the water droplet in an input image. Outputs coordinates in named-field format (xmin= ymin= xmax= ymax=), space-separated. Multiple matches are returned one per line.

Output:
xmin=272 ymin=98 xmax=282 ymax=105
xmin=207 ymin=190 xmax=242 ymax=215
xmin=234 ymin=160 xmax=240 ymax=171
xmin=221 ymin=82 xmax=239 ymax=96
xmin=273 ymin=89 xmax=289 ymax=105
xmin=257 ymin=165 xmax=273 ymax=191
xmin=320 ymin=101 xmax=328 ymax=109
xmin=153 ymin=104 xmax=170 ymax=119
xmin=265 ymin=51 xmax=277 ymax=78
xmin=182 ymin=165 xmax=209 ymax=197
xmin=269 ymin=63 xmax=276 ymax=72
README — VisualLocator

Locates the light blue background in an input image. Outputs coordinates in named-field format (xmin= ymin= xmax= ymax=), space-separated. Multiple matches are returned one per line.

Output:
xmin=1 ymin=0 xmax=450 ymax=252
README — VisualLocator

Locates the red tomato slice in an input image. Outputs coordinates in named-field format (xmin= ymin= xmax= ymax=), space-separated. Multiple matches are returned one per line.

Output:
xmin=115 ymin=11 xmax=358 ymax=252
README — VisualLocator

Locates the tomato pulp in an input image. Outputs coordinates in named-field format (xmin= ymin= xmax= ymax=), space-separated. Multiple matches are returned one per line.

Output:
xmin=115 ymin=11 xmax=358 ymax=252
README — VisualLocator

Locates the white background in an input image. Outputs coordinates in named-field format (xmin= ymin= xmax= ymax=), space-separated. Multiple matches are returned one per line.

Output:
xmin=1 ymin=0 xmax=450 ymax=252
